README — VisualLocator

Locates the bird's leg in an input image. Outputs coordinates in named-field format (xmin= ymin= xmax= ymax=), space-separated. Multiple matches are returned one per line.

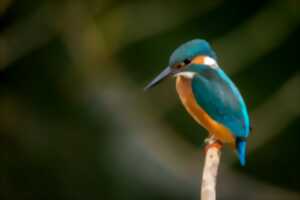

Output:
xmin=204 ymin=134 xmax=216 ymax=144
xmin=204 ymin=135 xmax=222 ymax=153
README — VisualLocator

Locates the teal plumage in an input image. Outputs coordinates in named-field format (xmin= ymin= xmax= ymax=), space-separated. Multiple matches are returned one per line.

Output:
xmin=169 ymin=39 xmax=217 ymax=66
xmin=188 ymin=64 xmax=250 ymax=165
xmin=236 ymin=138 xmax=247 ymax=166
xmin=188 ymin=64 xmax=250 ymax=137
xmin=145 ymin=39 xmax=251 ymax=166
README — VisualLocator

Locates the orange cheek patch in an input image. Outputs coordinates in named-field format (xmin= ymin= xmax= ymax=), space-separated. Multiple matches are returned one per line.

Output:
xmin=191 ymin=56 xmax=206 ymax=65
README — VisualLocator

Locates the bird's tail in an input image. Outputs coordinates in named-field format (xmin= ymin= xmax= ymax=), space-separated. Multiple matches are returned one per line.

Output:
xmin=236 ymin=138 xmax=247 ymax=166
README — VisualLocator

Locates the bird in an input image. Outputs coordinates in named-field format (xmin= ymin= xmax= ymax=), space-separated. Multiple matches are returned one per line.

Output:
xmin=144 ymin=39 xmax=251 ymax=166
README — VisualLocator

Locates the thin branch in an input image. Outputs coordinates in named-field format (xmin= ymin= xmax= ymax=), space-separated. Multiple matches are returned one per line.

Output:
xmin=201 ymin=138 xmax=222 ymax=200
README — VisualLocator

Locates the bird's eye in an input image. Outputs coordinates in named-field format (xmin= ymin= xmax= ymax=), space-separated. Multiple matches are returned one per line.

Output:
xmin=173 ymin=59 xmax=190 ymax=69
xmin=183 ymin=59 xmax=191 ymax=65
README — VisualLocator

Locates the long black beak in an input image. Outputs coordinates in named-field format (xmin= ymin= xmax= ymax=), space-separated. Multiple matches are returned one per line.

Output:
xmin=144 ymin=66 xmax=172 ymax=91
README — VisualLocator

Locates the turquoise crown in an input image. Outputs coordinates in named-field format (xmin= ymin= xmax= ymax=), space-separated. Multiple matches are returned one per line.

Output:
xmin=169 ymin=39 xmax=217 ymax=66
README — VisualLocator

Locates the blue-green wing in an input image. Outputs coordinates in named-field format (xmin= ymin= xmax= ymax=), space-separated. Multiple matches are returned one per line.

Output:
xmin=191 ymin=67 xmax=250 ymax=137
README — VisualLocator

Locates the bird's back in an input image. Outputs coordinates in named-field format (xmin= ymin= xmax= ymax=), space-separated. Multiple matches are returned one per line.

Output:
xmin=191 ymin=66 xmax=250 ymax=138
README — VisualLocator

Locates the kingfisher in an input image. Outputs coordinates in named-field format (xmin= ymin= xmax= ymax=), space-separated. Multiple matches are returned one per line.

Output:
xmin=144 ymin=39 xmax=251 ymax=166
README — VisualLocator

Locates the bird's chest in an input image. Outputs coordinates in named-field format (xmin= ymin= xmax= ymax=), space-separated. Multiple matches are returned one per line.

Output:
xmin=175 ymin=76 xmax=213 ymax=128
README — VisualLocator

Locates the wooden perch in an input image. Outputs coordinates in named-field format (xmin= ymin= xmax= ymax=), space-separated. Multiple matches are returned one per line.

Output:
xmin=201 ymin=138 xmax=222 ymax=200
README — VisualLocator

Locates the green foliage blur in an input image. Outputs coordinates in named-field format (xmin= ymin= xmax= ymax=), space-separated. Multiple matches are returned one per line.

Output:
xmin=0 ymin=0 xmax=299 ymax=199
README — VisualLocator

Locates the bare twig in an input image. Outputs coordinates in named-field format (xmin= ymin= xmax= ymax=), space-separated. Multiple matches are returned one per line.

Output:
xmin=201 ymin=138 xmax=222 ymax=200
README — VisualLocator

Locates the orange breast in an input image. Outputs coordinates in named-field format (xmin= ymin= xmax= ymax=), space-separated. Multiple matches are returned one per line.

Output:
xmin=176 ymin=76 xmax=235 ymax=144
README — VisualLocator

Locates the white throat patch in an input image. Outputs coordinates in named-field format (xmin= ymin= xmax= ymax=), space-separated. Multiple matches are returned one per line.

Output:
xmin=175 ymin=72 xmax=195 ymax=79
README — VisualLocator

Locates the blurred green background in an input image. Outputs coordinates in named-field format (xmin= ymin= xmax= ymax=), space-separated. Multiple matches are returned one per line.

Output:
xmin=0 ymin=0 xmax=299 ymax=199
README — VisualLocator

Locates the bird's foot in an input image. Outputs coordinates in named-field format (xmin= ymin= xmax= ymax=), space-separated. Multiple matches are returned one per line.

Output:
xmin=204 ymin=135 xmax=218 ymax=144
xmin=204 ymin=136 xmax=223 ymax=153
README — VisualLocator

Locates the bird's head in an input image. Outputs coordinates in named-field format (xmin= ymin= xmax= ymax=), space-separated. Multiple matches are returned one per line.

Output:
xmin=144 ymin=39 xmax=218 ymax=90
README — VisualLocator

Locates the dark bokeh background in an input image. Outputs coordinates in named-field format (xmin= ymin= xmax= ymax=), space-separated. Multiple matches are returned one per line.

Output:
xmin=0 ymin=0 xmax=299 ymax=199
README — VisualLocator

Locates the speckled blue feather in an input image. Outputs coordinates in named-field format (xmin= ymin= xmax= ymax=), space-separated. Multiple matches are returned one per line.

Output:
xmin=188 ymin=64 xmax=250 ymax=137
xmin=188 ymin=64 xmax=250 ymax=165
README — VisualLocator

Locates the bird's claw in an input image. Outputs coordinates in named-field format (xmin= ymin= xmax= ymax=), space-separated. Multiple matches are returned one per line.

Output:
xmin=204 ymin=135 xmax=217 ymax=144
xmin=203 ymin=136 xmax=223 ymax=153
